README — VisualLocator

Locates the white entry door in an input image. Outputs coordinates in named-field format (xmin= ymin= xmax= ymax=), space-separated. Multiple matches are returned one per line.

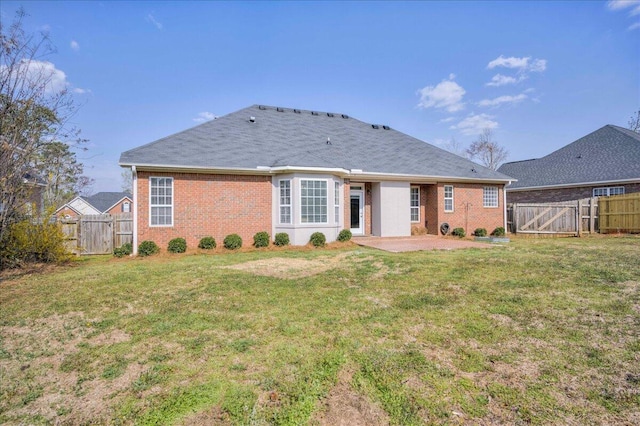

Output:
xmin=350 ymin=190 xmax=364 ymax=235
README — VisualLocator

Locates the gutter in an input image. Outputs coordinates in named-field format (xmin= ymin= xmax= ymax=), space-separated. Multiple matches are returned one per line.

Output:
xmin=120 ymin=162 xmax=514 ymax=184
xmin=132 ymin=166 xmax=138 ymax=256
xmin=506 ymin=178 xmax=640 ymax=192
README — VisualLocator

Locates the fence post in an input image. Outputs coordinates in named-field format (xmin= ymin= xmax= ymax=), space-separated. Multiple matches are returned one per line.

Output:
xmin=513 ymin=203 xmax=518 ymax=234
xmin=577 ymin=200 xmax=583 ymax=237
xmin=589 ymin=197 xmax=596 ymax=233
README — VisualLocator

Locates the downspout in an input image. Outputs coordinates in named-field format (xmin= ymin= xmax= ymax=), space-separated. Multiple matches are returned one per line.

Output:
xmin=503 ymin=182 xmax=509 ymax=232
xmin=132 ymin=166 xmax=138 ymax=255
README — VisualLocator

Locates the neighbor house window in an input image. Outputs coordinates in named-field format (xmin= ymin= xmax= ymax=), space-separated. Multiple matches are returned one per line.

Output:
xmin=483 ymin=187 xmax=499 ymax=208
xmin=334 ymin=182 xmax=340 ymax=224
xmin=279 ymin=180 xmax=291 ymax=224
xmin=150 ymin=177 xmax=173 ymax=226
xmin=444 ymin=185 xmax=454 ymax=212
xmin=122 ymin=201 xmax=131 ymax=213
xmin=593 ymin=186 xmax=625 ymax=197
xmin=300 ymin=179 xmax=327 ymax=223
xmin=410 ymin=186 xmax=420 ymax=222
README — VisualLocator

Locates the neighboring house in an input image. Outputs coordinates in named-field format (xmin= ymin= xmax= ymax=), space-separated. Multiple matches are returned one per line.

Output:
xmin=119 ymin=105 xmax=513 ymax=251
xmin=56 ymin=192 xmax=132 ymax=218
xmin=22 ymin=173 xmax=46 ymax=216
xmin=498 ymin=125 xmax=640 ymax=203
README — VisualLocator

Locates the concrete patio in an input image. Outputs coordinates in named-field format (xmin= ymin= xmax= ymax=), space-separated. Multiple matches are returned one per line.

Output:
xmin=353 ymin=235 xmax=497 ymax=253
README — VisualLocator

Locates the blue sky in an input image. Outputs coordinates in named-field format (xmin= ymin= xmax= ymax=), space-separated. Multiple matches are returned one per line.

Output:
xmin=2 ymin=1 xmax=639 ymax=192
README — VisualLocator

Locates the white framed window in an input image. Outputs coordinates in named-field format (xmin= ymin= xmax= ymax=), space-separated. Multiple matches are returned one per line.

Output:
xmin=334 ymin=182 xmax=340 ymax=224
xmin=122 ymin=201 xmax=131 ymax=213
xmin=150 ymin=177 xmax=173 ymax=226
xmin=483 ymin=187 xmax=499 ymax=208
xmin=444 ymin=185 xmax=454 ymax=212
xmin=279 ymin=180 xmax=291 ymax=224
xmin=410 ymin=186 xmax=420 ymax=222
xmin=593 ymin=186 xmax=625 ymax=197
xmin=300 ymin=179 xmax=327 ymax=223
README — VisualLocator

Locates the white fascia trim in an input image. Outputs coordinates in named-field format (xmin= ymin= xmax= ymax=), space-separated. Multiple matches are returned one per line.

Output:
xmin=507 ymin=178 xmax=640 ymax=192
xmin=119 ymin=163 xmax=274 ymax=176
xmin=54 ymin=200 xmax=82 ymax=215
xmin=121 ymin=162 xmax=513 ymax=184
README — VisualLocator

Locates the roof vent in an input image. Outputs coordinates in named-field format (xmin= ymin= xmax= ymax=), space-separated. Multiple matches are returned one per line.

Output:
xmin=293 ymin=109 xmax=301 ymax=113
xmin=471 ymin=167 xmax=477 ymax=173
xmin=327 ymin=113 xmax=334 ymax=117
xmin=276 ymin=107 xmax=284 ymax=112
xmin=371 ymin=124 xmax=379 ymax=129
xmin=249 ymin=116 xmax=256 ymax=123
xmin=382 ymin=125 xmax=390 ymax=130
xmin=311 ymin=111 xmax=319 ymax=116
xmin=326 ymin=137 xmax=331 ymax=145
xmin=258 ymin=105 xmax=266 ymax=110
xmin=341 ymin=114 xmax=349 ymax=119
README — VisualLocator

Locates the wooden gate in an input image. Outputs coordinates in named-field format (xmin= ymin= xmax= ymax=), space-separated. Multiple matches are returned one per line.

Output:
xmin=599 ymin=193 xmax=640 ymax=233
xmin=60 ymin=213 xmax=133 ymax=255
xmin=510 ymin=198 xmax=598 ymax=235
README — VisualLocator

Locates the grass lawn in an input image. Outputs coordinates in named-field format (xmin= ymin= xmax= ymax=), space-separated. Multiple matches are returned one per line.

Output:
xmin=1 ymin=236 xmax=639 ymax=425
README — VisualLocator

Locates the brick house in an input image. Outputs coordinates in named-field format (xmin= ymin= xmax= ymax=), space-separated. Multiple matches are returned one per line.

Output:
xmin=498 ymin=125 xmax=640 ymax=203
xmin=55 ymin=192 xmax=132 ymax=218
xmin=119 ymin=105 xmax=513 ymax=252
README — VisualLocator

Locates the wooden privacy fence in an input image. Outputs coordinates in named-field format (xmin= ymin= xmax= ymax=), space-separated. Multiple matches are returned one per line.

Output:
xmin=598 ymin=193 xmax=640 ymax=233
xmin=508 ymin=198 xmax=598 ymax=236
xmin=60 ymin=213 xmax=133 ymax=255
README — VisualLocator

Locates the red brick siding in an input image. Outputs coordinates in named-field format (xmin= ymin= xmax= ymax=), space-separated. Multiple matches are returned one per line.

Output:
xmin=432 ymin=183 xmax=504 ymax=235
xmin=411 ymin=184 xmax=430 ymax=235
xmin=507 ymin=182 xmax=640 ymax=204
xmin=136 ymin=171 xmax=272 ymax=249
xmin=56 ymin=207 xmax=79 ymax=218
xmin=106 ymin=199 xmax=132 ymax=215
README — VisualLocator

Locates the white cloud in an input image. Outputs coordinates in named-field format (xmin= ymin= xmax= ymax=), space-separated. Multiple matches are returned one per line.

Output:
xmin=450 ymin=113 xmax=498 ymax=136
xmin=607 ymin=0 xmax=640 ymax=15
xmin=629 ymin=21 xmax=640 ymax=30
xmin=0 ymin=60 xmax=68 ymax=94
xmin=193 ymin=111 xmax=216 ymax=122
xmin=72 ymin=87 xmax=91 ymax=94
xmin=486 ymin=74 xmax=518 ymax=87
xmin=439 ymin=117 xmax=456 ymax=123
xmin=70 ymin=40 xmax=80 ymax=51
xmin=417 ymin=75 xmax=466 ymax=113
xmin=146 ymin=13 xmax=163 ymax=30
xmin=478 ymin=93 xmax=528 ymax=107
xmin=487 ymin=55 xmax=547 ymax=73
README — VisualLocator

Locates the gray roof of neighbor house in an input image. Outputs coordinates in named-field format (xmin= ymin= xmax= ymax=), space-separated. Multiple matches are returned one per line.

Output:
xmin=120 ymin=105 xmax=512 ymax=182
xmin=498 ymin=125 xmax=640 ymax=190
xmin=82 ymin=192 xmax=131 ymax=213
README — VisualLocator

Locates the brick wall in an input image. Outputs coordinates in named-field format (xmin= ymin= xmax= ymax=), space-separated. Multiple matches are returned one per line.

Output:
xmin=56 ymin=207 xmax=78 ymax=218
xmin=136 ymin=171 xmax=272 ymax=249
xmin=507 ymin=182 xmax=640 ymax=204
xmin=432 ymin=183 xmax=504 ymax=235
xmin=106 ymin=199 xmax=132 ymax=215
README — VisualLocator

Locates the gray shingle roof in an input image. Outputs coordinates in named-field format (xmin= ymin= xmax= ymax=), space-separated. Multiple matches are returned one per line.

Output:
xmin=120 ymin=105 xmax=511 ymax=182
xmin=82 ymin=192 xmax=131 ymax=213
xmin=497 ymin=125 xmax=640 ymax=190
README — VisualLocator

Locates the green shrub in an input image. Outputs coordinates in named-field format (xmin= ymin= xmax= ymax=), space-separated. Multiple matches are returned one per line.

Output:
xmin=198 ymin=236 xmax=216 ymax=250
xmin=113 ymin=243 xmax=133 ymax=258
xmin=253 ymin=231 xmax=270 ymax=248
xmin=337 ymin=229 xmax=352 ymax=242
xmin=309 ymin=232 xmax=326 ymax=247
xmin=274 ymin=232 xmax=290 ymax=247
xmin=167 ymin=237 xmax=187 ymax=253
xmin=474 ymin=228 xmax=487 ymax=237
xmin=452 ymin=227 xmax=466 ymax=238
xmin=491 ymin=227 xmax=506 ymax=237
xmin=138 ymin=240 xmax=160 ymax=257
xmin=224 ymin=234 xmax=242 ymax=250
xmin=0 ymin=215 xmax=72 ymax=269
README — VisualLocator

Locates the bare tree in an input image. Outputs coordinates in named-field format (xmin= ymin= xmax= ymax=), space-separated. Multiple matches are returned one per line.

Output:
xmin=0 ymin=8 xmax=85 ymax=241
xmin=629 ymin=109 xmax=640 ymax=133
xmin=442 ymin=136 xmax=469 ymax=158
xmin=466 ymin=128 xmax=508 ymax=171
